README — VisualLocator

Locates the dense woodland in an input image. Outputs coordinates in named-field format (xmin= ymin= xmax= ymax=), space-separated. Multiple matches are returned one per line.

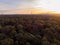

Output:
xmin=0 ymin=15 xmax=60 ymax=45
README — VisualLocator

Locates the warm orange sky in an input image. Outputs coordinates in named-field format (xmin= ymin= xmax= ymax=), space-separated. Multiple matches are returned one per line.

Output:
xmin=3 ymin=8 xmax=59 ymax=14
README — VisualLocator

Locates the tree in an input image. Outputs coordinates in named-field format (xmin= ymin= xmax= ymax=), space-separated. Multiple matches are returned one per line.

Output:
xmin=0 ymin=38 xmax=14 ymax=45
xmin=26 ymin=42 xmax=31 ymax=45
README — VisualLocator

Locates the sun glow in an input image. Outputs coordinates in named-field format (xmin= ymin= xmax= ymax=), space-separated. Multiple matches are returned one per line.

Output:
xmin=33 ymin=0 xmax=60 ymax=13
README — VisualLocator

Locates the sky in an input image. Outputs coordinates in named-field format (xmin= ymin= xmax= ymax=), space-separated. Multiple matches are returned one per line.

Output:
xmin=0 ymin=0 xmax=60 ymax=14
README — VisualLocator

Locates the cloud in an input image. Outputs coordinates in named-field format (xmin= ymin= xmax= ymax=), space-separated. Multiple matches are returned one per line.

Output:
xmin=0 ymin=0 xmax=34 ymax=10
xmin=0 ymin=0 xmax=60 ymax=14
xmin=33 ymin=0 xmax=60 ymax=13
